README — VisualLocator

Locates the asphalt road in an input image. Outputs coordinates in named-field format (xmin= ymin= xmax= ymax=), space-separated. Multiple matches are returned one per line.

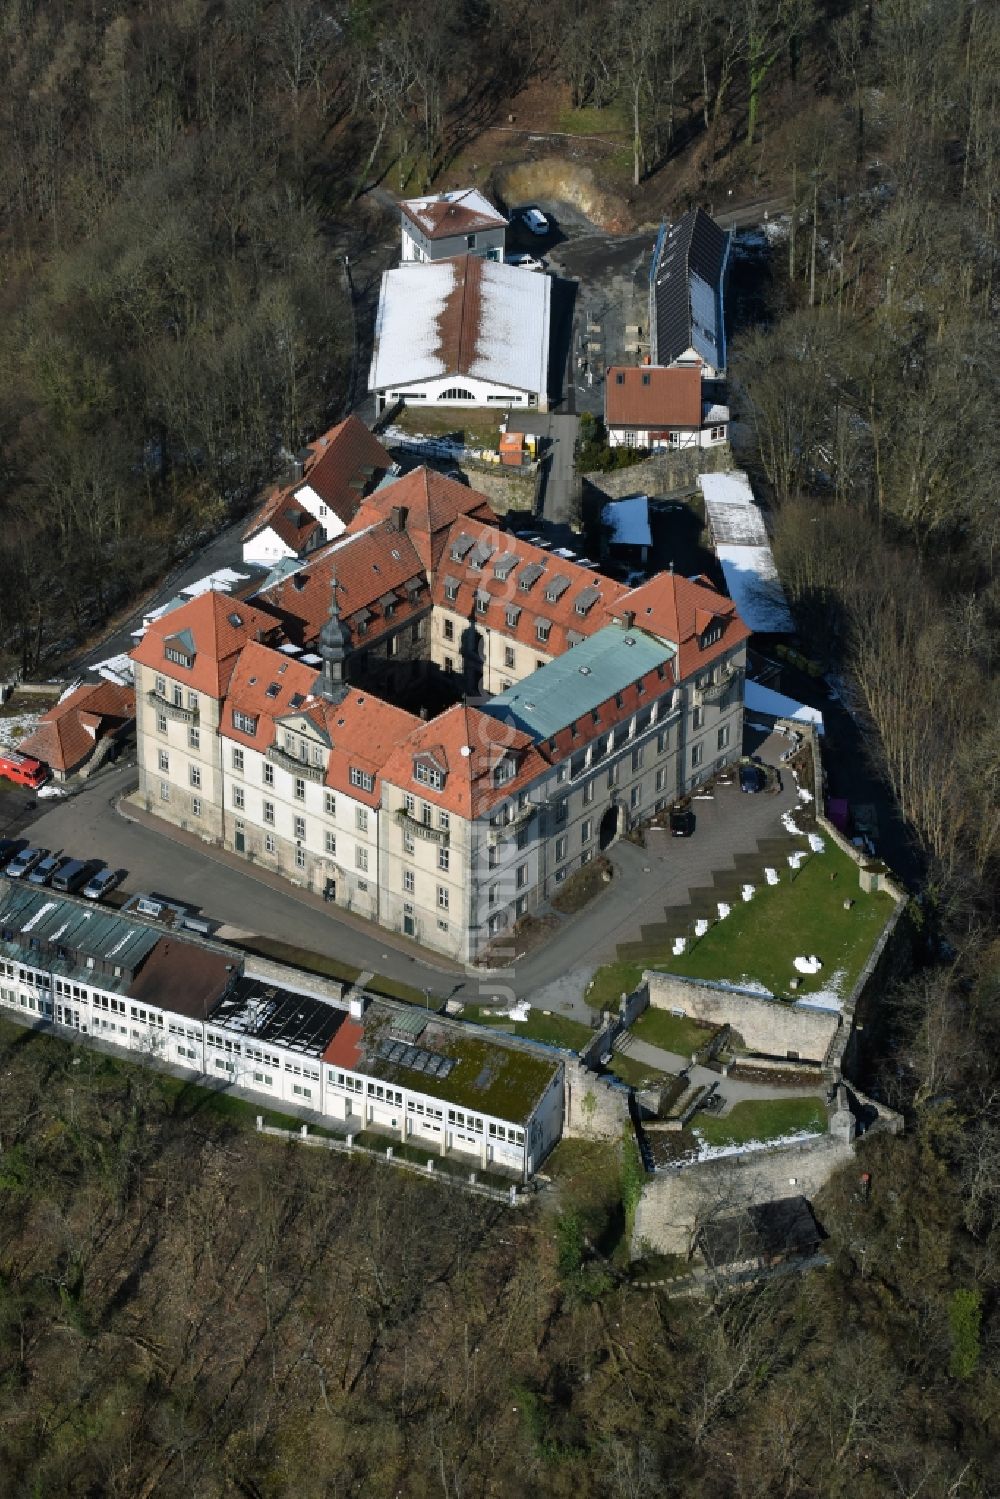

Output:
xmin=15 ymin=739 xmax=802 ymax=1015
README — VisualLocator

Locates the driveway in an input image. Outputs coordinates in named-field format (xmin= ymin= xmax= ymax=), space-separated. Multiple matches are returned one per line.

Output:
xmin=13 ymin=743 xmax=802 ymax=1014
xmin=506 ymin=410 xmax=580 ymax=525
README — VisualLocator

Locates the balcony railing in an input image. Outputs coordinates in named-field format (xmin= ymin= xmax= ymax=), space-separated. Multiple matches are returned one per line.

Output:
xmin=697 ymin=666 xmax=743 ymax=705
xmin=395 ymin=808 xmax=450 ymax=845
xmin=146 ymin=689 xmax=198 ymax=725
xmin=266 ymin=744 xmax=325 ymax=781
xmin=487 ymin=806 xmax=534 ymax=844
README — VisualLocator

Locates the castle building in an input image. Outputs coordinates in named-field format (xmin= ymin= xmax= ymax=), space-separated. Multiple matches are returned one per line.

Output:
xmin=132 ymin=467 xmax=750 ymax=962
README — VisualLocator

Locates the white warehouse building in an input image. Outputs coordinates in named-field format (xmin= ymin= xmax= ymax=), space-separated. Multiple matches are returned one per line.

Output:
xmin=368 ymin=255 xmax=550 ymax=413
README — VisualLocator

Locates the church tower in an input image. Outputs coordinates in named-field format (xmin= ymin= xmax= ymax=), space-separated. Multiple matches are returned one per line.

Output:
xmin=313 ymin=569 xmax=351 ymax=704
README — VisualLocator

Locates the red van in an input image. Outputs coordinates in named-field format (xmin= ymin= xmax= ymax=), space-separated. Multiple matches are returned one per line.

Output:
xmin=0 ymin=750 xmax=50 ymax=789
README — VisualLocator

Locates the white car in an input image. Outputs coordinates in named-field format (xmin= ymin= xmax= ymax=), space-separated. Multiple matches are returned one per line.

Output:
xmin=521 ymin=207 xmax=548 ymax=236
xmin=506 ymin=253 xmax=546 ymax=271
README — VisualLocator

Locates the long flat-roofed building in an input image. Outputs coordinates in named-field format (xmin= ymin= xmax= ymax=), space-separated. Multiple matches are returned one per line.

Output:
xmin=131 ymin=463 xmax=751 ymax=963
xmin=0 ymin=880 xmax=562 ymax=1177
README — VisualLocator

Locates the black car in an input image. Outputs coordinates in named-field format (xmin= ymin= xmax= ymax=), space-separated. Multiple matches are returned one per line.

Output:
xmin=739 ymin=763 xmax=767 ymax=794
xmin=669 ymin=807 xmax=696 ymax=837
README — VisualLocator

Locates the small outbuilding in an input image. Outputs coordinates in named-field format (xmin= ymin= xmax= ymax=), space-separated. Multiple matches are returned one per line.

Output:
xmin=19 ymin=680 xmax=135 ymax=781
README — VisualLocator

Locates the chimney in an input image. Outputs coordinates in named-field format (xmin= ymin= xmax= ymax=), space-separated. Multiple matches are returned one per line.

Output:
xmin=390 ymin=505 xmax=408 ymax=532
xmin=622 ymin=609 xmax=635 ymax=630
xmin=349 ymin=992 xmax=369 ymax=1020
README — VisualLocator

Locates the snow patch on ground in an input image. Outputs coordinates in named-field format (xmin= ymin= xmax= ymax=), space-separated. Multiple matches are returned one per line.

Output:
xmin=793 ymin=954 xmax=823 ymax=974
xmin=796 ymin=968 xmax=848 ymax=1013
xmin=709 ymin=976 xmax=774 ymax=998
xmin=781 ymin=811 xmax=803 ymax=836
xmin=808 ymin=832 xmax=826 ymax=853
xmin=0 ymin=713 xmax=43 ymax=749
xmin=690 ymin=1127 xmax=823 ymax=1163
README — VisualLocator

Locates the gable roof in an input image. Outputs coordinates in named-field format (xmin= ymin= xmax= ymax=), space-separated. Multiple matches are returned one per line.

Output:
xmin=223 ymin=642 xmax=422 ymax=807
xmin=297 ymin=415 xmax=392 ymax=519
xmin=381 ymin=703 xmax=548 ymax=820
xmin=243 ymin=417 xmax=391 ymax=548
xmin=651 ymin=207 xmax=730 ymax=369
xmin=258 ymin=525 xmax=427 ymax=651
xmin=611 ymin=570 xmax=750 ymax=678
xmin=243 ymin=492 xmax=325 ymax=552
xmin=131 ymin=592 xmax=280 ymax=698
xmin=400 ymin=188 xmax=507 ymax=241
xmin=431 ymin=519 xmax=627 ymax=657
xmin=349 ymin=467 xmax=497 ymax=572
xmin=605 ymin=365 xmax=703 ymax=429
xmin=369 ymin=256 xmax=550 ymax=397
xmin=18 ymin=681 xmax=135 ymax=774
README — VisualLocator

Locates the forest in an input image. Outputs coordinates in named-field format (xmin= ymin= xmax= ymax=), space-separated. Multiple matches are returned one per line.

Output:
xmin=0 ymin=0 xmax=997 ymax=1493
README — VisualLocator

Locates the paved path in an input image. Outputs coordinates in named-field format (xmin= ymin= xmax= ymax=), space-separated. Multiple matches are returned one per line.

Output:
xmin=505 ymin=410 xmax=580 ymax=524
xmin=18 ymin=740 xmax=803 ymax=1016
xmin=622 ymin=1035 xmax=826 ymax=1105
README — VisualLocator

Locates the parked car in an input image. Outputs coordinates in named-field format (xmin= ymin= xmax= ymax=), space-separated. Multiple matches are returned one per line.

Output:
xmin=739 ymin=763 xmax=767 ymax=794
xmin=669 ymin=807 xmax=696 ymax=837
xmin=520 ymin=207 xmax=548 ymax=236
xmin=5 ymin=846 xmax=48 ymax=879
xmin=28 ymin=853 xmax=66 ymax=886
xmin=82 ymin=866 xmax=123 ymax=901
xmin=505 ymin=253 xmax=546 ymax=270
xmin=51 ymin=858 xmax=100 ymax=894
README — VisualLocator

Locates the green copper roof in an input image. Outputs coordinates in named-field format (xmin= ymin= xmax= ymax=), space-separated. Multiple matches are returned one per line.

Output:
xmin=483 ymin=624 xmax=675 ymax=741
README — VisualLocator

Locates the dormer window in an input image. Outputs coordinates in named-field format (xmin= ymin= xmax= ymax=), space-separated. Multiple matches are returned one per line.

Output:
xmin=475 ymin=590 xmax=490 ymax=616
xmin=536 ymin=620 xmax=551 ymax=644
xmin=493 ymin=756 xmax=516 ymax=786
xmin=414 ymin=761 xmax=444 ymax=790
xmin=165 ymin=646 xmax=193 ymax=669
xmin=701 ymin=623 xmax=723 ymax=647
xmin=232 ymin=711 xmax=258 ymax=735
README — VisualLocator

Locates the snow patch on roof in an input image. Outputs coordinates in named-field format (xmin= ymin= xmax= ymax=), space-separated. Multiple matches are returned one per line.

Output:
xmin=745 ymin=680 xmax=825 ymax=733
xmin=368 ymin=260 xmax=457 ymax=389
xmin=715 ymin=544 xmax=795 ymax=632
xmin=699 ymin=470 xmax=768 ymax=545
xmin=602 ymin=495 xmax=653 ymax=549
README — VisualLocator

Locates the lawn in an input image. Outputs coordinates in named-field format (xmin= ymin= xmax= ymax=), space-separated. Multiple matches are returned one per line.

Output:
xmin=391 ymin=405 xmax=506 ymax=450
xmin=631 ymin=1007 xmax=718 ymax=1059
xmin=587 ymin=839 xmax=894 ymax=1010
xmin=605 ymin=1051 xmax=673 ymax=1090
xmin=234 ymin=937 xmax=433 ymax=1007
xmin=556 ymin=102 xmax=629 ymax=138
xmin=463 ymin=1005 xmax=592 ymax=1053
xmin=695 ymin=1095 xmax=827 ymax=1148
xmin=586 ymin=959 xmax=645 ymax=1011
xmin=665 ymin=840 xmax=894 ymax=1001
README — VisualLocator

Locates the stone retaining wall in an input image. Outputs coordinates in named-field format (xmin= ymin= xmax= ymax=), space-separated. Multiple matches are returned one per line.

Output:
xmin=563 ymin=1056 xmax=631 ymax=1140
xmin=645 ymin=972 xmax=841 ymax=1063
xmin=582 ymin=443 xmax=732 ymax=503
xmin=632 ymin=1135 xmax=854 ymax=1257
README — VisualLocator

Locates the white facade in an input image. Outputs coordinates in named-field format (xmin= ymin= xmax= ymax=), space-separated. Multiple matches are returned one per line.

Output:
xmin=0 ymin=935 xmax=562 ymax=1179
xmin=607 ymin=419 xmax=729 ymax=450
xmin=377 ymin=371 xmax=539 ymax=412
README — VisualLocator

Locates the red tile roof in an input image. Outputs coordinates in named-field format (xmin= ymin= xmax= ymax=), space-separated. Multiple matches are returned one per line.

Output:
xmin=223 ymin=642 xmax=422 ymax=807
xmin=604 ymin=365 xmax=703 ymax=429
xmin=19 ymin=681 xmax=135 ymax=774
xmin=431 ymin=520 xmax=627 ymax=656
xmin=381 ymin=703 xmax=549 ymax=820
xmin=259 ymin=524 xmax=427 ymax=651
xmin=243 ymin=416 xmax=391 ymax=549
xmin=349 ymin=467 xmax=496 ymax=572
xmin=131 ymin=592 xmax=281 ymax=698
xmin=400 ymin=189 xmax=506 ymax=240
xmin=299 ymin=415 xmax=392 ymax=520
xmin=611 ymin=572 xmax=750 ymax=677
xmin=322 ymin=1014 xmax=365 ymax=1068
xmin=243 ymin=489 xmax=325 ymax=551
